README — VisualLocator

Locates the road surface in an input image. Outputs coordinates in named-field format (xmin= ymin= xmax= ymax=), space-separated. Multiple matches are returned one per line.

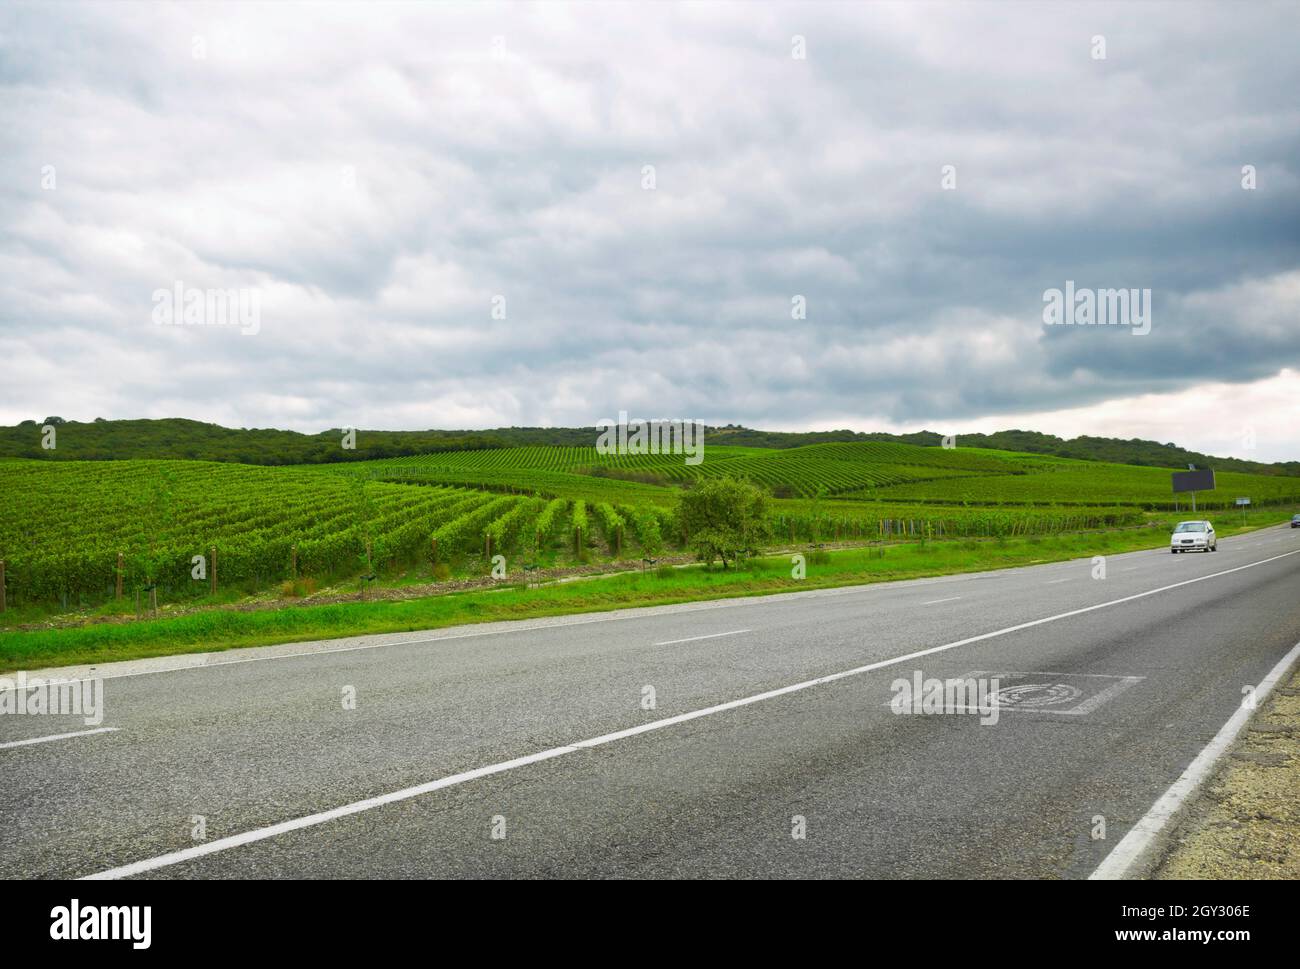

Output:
xmin=3 ymin=525 xmax=1299 ymax=879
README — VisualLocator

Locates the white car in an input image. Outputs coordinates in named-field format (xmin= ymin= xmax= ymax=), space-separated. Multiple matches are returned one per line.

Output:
xmin=1171 ymin=520 xmax=1217 ymax=553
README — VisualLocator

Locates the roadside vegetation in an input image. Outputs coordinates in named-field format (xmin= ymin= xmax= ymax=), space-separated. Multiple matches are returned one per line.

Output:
xmin=2 ymin=507 xmax=1295 ymax=672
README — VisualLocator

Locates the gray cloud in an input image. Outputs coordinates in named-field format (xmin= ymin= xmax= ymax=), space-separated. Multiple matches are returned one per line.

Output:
xmin=2 ymin=0 xmax=1299 ymax=453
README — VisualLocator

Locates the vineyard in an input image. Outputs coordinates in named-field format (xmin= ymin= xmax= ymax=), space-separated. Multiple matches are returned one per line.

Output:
xmin=2 ymin=436 xmax=1298 ymax=609
xmin=354 ymin=439 xmax=1028 ymax=497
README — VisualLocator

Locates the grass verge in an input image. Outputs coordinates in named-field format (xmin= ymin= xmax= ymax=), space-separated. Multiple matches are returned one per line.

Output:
xmin=1 ymin=516 xmax=1293 ymax=672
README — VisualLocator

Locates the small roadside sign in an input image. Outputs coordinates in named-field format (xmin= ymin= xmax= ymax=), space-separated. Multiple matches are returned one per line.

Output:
xmin=1235 ymin=497 xmax=1251 ymax=506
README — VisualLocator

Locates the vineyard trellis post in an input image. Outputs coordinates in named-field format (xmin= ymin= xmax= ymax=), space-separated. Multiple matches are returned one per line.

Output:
xmin=363 ymin=539 xmax=373 ymax=600
xmin=291 ymin=544 xmax=298 ymax=580
xmin=116 ymin=552 xmax=124 ymax=599
xmin=0 ymin=559 xmax=5 ymax=613
xmin=210 ymin=546 xmax=217 ymax=595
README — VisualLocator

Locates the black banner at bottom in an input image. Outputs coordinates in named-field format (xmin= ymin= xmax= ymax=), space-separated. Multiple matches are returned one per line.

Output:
xmin=0 ymin=878 xmax=1280 ymax=955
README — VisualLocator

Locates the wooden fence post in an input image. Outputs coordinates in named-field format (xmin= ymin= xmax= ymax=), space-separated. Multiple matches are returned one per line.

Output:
xmin=210 ymin=546 xmax=217 ymax=595
xmin=116 ymin=552 xmax=124 ymax=599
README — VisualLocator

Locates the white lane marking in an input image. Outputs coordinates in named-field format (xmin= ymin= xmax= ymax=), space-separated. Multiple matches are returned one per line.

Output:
xmin=653 ymin=629 xmax=750 ymax=646
xmin=1091 ymin=638 xmax=1300 ymax=880
xmin=84 ymin=547 xmax=1300 ymax=881
xmin=0 ymin=728 xmax=118 ymax=751
xmin=1044 ymin=578 xmax=1071 ymax=585
xmin=1119 ymin=567 xmax=1138 ymax=572
xmin=921 ymin=596 xmax=962 ymax=605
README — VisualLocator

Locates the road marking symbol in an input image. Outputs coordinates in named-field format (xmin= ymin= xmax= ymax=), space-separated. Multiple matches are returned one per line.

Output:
xmin=967 ymin=670 xmax=1143 ymax=716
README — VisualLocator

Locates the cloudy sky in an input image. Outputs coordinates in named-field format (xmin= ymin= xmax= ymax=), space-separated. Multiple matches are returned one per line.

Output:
xmin=2 ymin=1 xmax=1298 ymax=459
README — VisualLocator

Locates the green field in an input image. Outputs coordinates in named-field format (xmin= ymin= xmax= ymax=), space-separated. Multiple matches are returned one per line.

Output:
xmin=2 ymin=438 xmax=1298 ymax=621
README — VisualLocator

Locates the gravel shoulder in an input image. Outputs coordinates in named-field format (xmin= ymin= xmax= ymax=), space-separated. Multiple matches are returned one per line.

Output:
xmin=1153 ymin=662 xmax=1300 ymax=879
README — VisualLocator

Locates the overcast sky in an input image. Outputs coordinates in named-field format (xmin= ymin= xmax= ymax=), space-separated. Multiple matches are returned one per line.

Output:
xmin=2 ymin=1 xmax=1298 ymax=459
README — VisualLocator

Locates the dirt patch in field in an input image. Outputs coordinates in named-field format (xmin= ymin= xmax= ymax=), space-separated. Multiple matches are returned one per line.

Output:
xmin=1153 ymin=667 xmax=1300 ymax=879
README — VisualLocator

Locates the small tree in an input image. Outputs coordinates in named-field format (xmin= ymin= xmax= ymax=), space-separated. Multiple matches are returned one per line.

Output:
xmin=677 ymin=477 xmax=770 ymax=568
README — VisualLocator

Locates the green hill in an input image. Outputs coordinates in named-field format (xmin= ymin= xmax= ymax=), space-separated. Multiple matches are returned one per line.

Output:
xmin=2 ymin=417 xmax=1296 ymax=477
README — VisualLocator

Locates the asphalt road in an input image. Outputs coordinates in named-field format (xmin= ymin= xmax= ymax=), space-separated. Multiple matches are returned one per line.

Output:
xmin=3 ymin=525 xmax=1300 ymax=879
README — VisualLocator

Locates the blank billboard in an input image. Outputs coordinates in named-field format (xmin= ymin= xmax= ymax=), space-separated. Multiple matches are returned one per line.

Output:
xmin=1172 ymin=469 xmax=1216 ymax=493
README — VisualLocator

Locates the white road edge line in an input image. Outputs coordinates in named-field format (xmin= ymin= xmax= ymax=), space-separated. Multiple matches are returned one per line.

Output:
xmin=82 ymin=547 xmax=1300 ymax=881
xmin=0 ymin=727 xmax=118 ymax=750
xmin=921 ymin=596 xmax=962 ymax=605
xmin=1090 ymin=637 xmax=1300 ymax=880
xmin=653 ymin=629 xmax=750 ymax=646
